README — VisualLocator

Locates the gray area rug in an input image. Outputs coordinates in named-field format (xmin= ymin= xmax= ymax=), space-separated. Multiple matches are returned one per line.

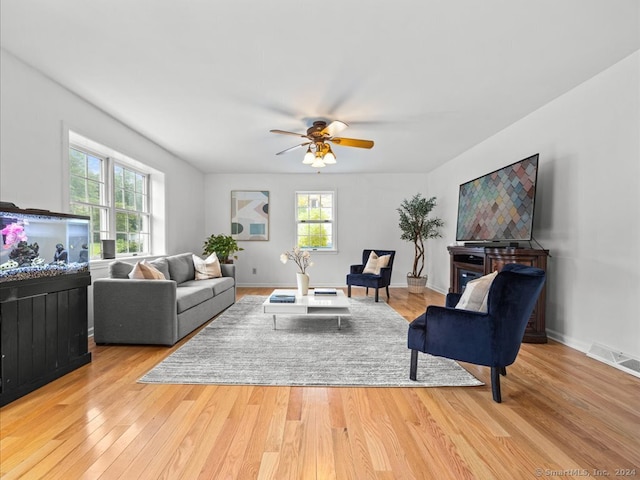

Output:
xmin=139 ymin=295 xmax=483 ymax=387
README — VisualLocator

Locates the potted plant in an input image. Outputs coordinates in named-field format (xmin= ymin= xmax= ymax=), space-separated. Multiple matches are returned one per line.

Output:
xmin=202 ymin=234 xmax=244 ymax=264
xmin=397 ymin=193 xmax=444 ymax=293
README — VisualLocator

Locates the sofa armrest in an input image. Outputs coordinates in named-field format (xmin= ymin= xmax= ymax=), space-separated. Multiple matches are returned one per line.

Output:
xmin=93 ymin=278 xmax=179 ymax=345
xmin=350 ymin=264 xmax=364 ymax=274
xmin=221 ymin=263 xmax=236 ymax=279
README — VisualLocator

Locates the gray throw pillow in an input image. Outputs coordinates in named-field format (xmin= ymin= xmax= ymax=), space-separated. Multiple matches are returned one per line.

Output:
xmin=167 ymin=252 xmax=195 ymax=284
xmin=147 ymin=257 xmax=170 ymax=280
xmin=109 ymin=261 xmax=133 ymax=279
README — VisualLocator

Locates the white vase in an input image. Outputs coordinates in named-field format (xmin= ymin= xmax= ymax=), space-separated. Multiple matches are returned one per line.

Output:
xmin=296 ymin=272 xmax=309 ymax=296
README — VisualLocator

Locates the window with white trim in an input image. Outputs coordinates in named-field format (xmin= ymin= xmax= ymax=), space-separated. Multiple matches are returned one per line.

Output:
xmin=69 ymin=144 xmax=151 ymax=258
xmin=295 ymin=191 xmax=336 ymax=251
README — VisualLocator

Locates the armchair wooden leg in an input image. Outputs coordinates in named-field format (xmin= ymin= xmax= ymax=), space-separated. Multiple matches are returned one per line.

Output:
xmin=374 ymin=288 xmax=379 ymax=302
xmin=500 ymin=366 xmax=507 ymax=376
xmin=386 ymin=286 xmax=390 ymax=299
xmin=491 ymin=367 xmax=502 ymax=403
xmin=348 ymin=285 xmax=351 ymax=298
xmin=365 ymin=287 xmax=369 ymax=296
xmin=410 ymin=350 xmax=418 ymax=381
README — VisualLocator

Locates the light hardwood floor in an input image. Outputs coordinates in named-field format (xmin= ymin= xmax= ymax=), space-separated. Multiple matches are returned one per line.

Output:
xmin=1 ymin=287 xmax=639 ymax=479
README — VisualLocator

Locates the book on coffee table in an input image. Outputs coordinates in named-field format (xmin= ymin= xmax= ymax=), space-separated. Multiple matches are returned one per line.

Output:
xmin=314 ymin=288 xmax=337 ymax=295
xmin=269 ymin=294 xmax=296 ymax=303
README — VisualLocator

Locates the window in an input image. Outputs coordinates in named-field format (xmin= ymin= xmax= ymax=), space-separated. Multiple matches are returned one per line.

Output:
xmin=295 ymin=191 xmax=336 ymax=251
xmin=69 ymin=143 xmax=151 ymax=258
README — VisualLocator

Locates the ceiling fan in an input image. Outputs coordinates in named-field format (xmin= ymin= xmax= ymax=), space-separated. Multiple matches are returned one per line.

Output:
xmin=270 ymin=120 xmax=374 ymax=168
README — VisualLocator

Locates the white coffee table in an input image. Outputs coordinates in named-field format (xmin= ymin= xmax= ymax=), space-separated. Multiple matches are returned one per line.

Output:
xmin=262 ymin=289 xmax=351 ymax=330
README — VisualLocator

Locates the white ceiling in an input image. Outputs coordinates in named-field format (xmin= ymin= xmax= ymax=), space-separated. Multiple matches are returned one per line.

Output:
xmin=1 ymin=1 xmax=638 ymax=174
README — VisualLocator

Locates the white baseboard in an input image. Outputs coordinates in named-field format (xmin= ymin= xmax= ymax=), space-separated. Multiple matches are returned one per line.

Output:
xmin=545 ymin=328 xmax=591 ymax=353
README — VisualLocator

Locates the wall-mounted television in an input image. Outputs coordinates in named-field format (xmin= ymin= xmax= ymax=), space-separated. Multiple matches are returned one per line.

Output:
xmin=456 ymin=154 xmax=539 ymax=244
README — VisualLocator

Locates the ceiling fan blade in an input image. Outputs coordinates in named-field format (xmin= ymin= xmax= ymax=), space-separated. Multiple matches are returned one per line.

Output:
xmin=320 ymin=120 xmax=349 ymax=137
xmin=330 ymin=137 xmax=374 ymax=149
xmin=270 ymin=129 xmax=308 ymax=138
xmin=275 ymin=142 xmax=311 ymax=155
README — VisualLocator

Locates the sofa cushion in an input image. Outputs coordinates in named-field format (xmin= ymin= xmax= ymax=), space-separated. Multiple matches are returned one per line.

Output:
xmin=181 ymin=276 xmax=235 ymax=296
xmin=147 ymin=257 xmax=170 ymax=280
xmin=128 ymin=261 xmax=165 ymax=279
xmin=110 ymin=261 xmax=133 ymax=279
xmin=109 ymin=258 xmax=170 ymax=279
xmin=175 ymin=286 xmax=214 ymax=313
xmin=193 ymin=253 xmax=222 ymax=279
xmin=167 ymin=252 xmax=195 ymax=284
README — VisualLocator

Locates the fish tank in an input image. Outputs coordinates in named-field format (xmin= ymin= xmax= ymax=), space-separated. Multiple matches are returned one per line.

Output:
xmin=0 ymin=206 xmax=90 ymax=283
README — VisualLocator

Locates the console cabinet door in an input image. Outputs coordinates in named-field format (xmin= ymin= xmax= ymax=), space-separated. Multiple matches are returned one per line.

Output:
xmin=0 ymin=284 xmax=91 ymax=406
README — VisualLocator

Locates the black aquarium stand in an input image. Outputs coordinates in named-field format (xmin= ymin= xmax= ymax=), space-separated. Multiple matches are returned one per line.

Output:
xmin=0 ymin=272 xmax=92 ymax=407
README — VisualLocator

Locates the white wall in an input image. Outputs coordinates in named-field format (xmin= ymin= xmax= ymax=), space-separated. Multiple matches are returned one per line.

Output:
xmin=0 ymin=49 xmax=206 ymax=256
xmin=0 ymin=49 xmax=208 ymax=331
xmin=426 ymin=51 xmax=640 ymax=357
xmin=204 ymin=173 xmax=430 ymax=288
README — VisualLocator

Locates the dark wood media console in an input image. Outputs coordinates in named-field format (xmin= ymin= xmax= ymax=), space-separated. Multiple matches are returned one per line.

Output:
xmin=447 ymin=245 xmax=549 ymax=343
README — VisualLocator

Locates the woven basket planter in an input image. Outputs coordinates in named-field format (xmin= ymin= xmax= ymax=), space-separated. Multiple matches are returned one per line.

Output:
xmin=407 ymin=275 xmax=427 ymax=294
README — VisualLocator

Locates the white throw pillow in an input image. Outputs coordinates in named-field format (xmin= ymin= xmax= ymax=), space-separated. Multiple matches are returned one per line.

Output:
xmin=193 ymin=253 xmax=222 ymax=280
xmin=363 ymin=251 xmax=380 ymax=274
xmin=363 ymin=252 xmax=392 ymax=275
xmin=455 ymin=270 xmax=498 ymax=313
xmin=128 ymin=261 xmax=166 ymax=280
xmin=376 ymin=254 xmax=391 ymax=274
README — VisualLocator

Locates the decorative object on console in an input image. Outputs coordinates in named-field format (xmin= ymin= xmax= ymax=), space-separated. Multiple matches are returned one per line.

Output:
xmin=397 ymin=193 xmax=444 ymax=294
xmin=231 ymin=190 xmax=269 ymax=240
xmin=280 ymin=246 xmax=313 ymax=295
xmin=101 ymin=239 xmax=116 ymax=259
xmin=269 ymin=120 xmax=374 ymax=169
xmin=203 ymin=233 xmax=243 ymax=264
xmin=269 ymin=294 xmax=296 ymax=303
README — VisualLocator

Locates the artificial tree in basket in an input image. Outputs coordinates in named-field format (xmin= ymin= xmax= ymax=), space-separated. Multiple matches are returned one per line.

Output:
xmin=397 ymin=193 xmax=444 ymax=293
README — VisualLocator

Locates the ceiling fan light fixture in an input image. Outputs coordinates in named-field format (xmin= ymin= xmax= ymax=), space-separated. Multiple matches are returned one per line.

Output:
xmin=302 ymin=146 xmax=315 ymax=164
xmin=311 ymin=156 xmax=326 ymax=168
xmin=323 ymin=146 xmax=336 ymax=164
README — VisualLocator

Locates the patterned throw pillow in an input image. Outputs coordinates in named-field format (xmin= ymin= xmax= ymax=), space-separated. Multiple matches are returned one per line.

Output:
xmin=455 ymin=270 xmax=498 ymax=313
xmin=128 ymin=261 xmax=166 ymax=280
xmin=192 ymin=253 xmax=222 ymax=280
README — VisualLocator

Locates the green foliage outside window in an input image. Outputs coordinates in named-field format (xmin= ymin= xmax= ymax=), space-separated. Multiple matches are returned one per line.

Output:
xmin=69 ymin=146 xmax=150 ymax=258
xmin=296 ymin=192 xmax=334 ymax=249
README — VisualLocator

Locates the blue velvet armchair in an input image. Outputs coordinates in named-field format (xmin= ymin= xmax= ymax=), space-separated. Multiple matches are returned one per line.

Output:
xmin=346 ymin=249 xmax=395 ymax=302
xmin=408 ymin=263 xmax=546 ymax=402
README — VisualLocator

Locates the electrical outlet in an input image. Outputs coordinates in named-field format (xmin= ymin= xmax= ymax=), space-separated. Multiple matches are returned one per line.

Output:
xmin=252 ymin=268 xmax=257 ymax=274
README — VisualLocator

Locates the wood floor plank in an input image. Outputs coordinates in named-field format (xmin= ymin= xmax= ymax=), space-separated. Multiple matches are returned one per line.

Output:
xmin=0 ymin=287 xmax=638 ymax=479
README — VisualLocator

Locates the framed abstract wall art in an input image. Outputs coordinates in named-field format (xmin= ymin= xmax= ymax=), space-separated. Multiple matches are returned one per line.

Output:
xmin=231 ymin=190 xmax=269 ymax=241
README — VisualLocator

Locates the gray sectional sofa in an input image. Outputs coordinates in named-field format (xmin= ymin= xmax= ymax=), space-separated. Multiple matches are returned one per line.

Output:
xmin=93 ymin=252 xmax=235 ymax=346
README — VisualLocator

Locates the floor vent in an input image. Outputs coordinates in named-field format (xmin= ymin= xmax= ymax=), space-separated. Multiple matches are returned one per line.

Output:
xmin=587 ymin=343 xmax=640 ymax=379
